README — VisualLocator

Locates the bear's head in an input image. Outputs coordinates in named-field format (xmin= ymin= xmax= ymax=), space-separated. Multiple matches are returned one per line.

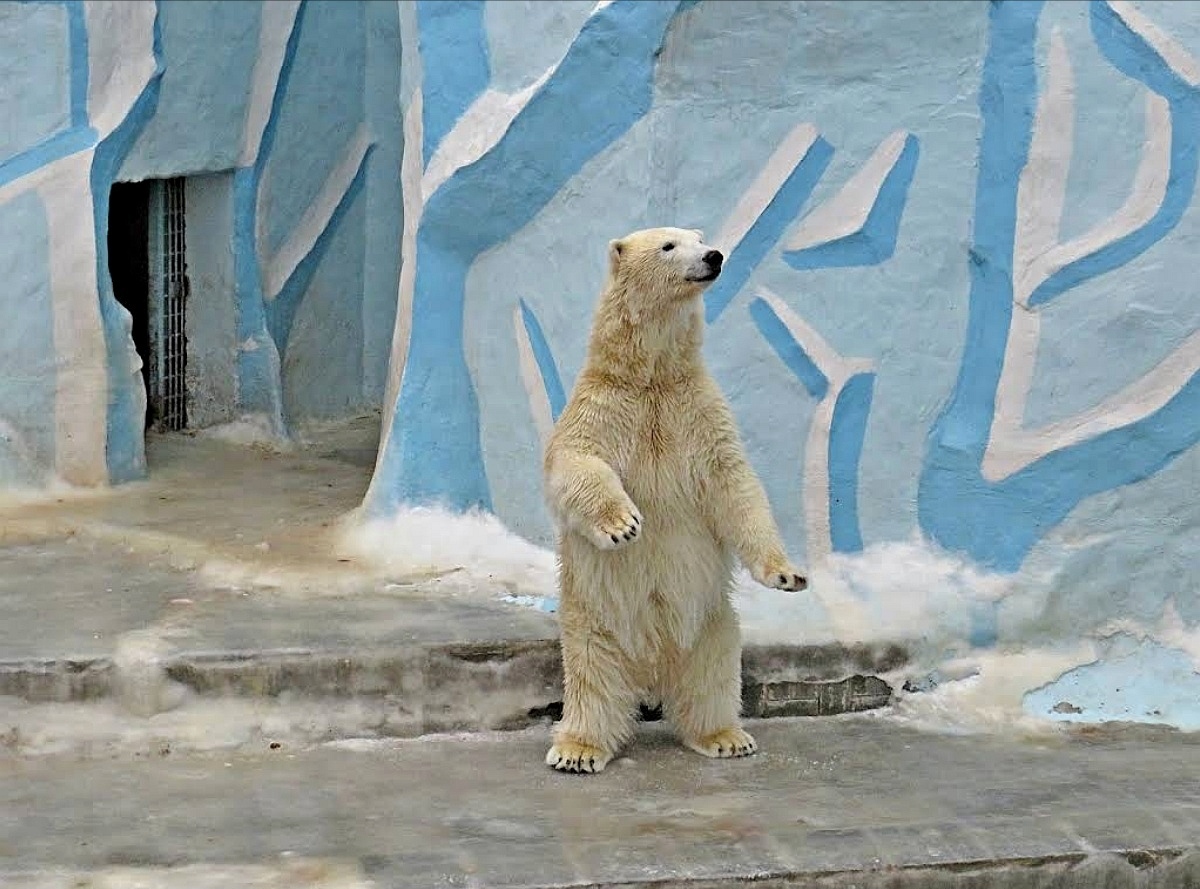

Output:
xmin=607 ymin=227 xmax=724 ymax=302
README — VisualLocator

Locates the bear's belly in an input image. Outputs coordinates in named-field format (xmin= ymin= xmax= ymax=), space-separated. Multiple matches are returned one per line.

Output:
xmin=563 ymin=501 xmax=732 ymax=657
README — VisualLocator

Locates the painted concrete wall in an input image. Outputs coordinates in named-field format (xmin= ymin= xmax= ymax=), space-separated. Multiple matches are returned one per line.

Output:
xmin=4 ymin=0 xmax=1198 ymax=729
xmin=369 ymin=0 xmax=1200 ymax=728
xmin=0 ymin=0 xmax=402 ymax=484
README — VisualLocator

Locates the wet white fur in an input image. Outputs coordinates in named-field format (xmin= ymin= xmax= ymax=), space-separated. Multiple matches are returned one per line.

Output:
xmin=543 ymin=227 xmax=805 ymax=774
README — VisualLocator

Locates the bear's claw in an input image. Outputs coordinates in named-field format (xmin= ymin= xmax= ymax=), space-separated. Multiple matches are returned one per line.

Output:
xmin=589 ymin=504 xmax=642 ymax=551
xmin=753 ymin=561 xmax=807 ymax=592
xmin=773 ymin=572 xmax=807 ymax=591
xmin=546 ymin=739 xmax=613 ymax=774
xmin=686 ymin=726 xmax=758 ymax=759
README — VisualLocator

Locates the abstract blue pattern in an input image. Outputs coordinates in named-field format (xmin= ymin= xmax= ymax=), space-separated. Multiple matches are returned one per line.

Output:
xmin=918 ymin=0 xmax=1200 ymax=572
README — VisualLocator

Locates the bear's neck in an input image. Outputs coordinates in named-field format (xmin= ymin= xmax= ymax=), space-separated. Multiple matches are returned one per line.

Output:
xmin=583 ymin=287 xmax=705 ymax=386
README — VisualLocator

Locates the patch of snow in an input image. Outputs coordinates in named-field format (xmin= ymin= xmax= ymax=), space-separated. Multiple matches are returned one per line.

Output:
xmin=0 ymin=693 xmax=418 ymax=759
xmin=338 ymin=504 xmax=558 ymax=595
xmin=195 ymin=414 xmax=293 ymax=451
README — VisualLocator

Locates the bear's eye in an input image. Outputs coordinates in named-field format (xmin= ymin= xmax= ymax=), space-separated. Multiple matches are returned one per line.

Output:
xmin=662 ymin=242 xmax=675 ymax=252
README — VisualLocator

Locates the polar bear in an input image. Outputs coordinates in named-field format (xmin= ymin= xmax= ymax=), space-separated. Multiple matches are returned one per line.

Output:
xmin=543 ymin=226 xmax=806 ymax=774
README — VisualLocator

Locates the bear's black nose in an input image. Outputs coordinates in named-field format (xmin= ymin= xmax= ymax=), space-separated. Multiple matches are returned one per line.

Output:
xmin=703 ymin=250 xmax=723 ymax=270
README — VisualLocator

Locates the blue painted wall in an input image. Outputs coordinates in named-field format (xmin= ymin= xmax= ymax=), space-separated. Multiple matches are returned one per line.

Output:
xmin=120 ymin=1 xmax=262 ymax=179
xmin=0 ymin=0 xmax=404 ymax=483
xmin=0 ymin=190 xmax=55 ymax=485
xmin=0 ymin=3 xmax=73 ymax=163
xmin=368 ymin=0 xmax=1200 ymax=727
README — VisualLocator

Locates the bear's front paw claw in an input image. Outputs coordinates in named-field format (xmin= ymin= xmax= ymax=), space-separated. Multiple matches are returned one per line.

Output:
xmin=753 ymin=561 xmax=807 ymax=592
xmin=753 ymin=561 xmax=811 ymax=597
xmin=589 ymin=503 xmax=643 ymax=551
xmin=775 ymin=572 xmax=806 ymax=591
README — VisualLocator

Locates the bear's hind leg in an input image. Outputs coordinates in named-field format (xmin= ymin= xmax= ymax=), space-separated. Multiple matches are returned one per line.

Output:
xmin=547 ymin=622 xmax=639 ymax=774
xmin=663 ymin=600 xmax=757 ymax=759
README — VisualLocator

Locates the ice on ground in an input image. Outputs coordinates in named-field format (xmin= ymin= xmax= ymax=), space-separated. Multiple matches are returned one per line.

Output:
xmin=194 ymin=412 xmax=294 ymax=452
xmin=2 ymin=861 xmax=372 ymax=889
xmin=877 ymin=646 xmax=1096 ymax=737
xmin=0 ymin=693 xmax=421 ymax=759
xmin=1024 ymin=633 xmax=1200 ymax=732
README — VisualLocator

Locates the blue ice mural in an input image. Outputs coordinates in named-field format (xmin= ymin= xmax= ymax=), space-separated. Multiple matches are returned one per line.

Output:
xmin=373 ymin=0 xmax=1198 ymax=571
xmin=919 ymin=0 xmax=1200 ymax=574
xmin=367 ymin=0 xmax=1199 ymax=726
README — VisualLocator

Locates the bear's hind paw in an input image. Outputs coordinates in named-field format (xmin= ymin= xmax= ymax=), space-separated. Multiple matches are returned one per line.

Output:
xmin=685 ymin=726 xmax=758 ymax=759
xmin=546 ymin=739 xmax=613 ymax=774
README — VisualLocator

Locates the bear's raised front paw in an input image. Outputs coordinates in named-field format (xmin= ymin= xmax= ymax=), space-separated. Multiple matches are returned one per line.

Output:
xmin=685 ymin=726 xmax=758 ymax=759
xmin=752 ymin=561 xmax=807 ymax=592
xmin=546 ymin=739 xmax=613 ymax=774
xmin=587 ymin=502 xmax=643 ymax=551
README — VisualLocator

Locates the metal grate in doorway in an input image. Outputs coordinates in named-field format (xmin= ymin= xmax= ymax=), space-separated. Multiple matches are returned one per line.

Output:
xmin=149 ymin=178 xmax=188 ymax=431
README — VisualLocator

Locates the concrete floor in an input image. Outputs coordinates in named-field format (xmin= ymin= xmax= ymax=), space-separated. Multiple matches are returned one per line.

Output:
xmin=1 ymin=718 xmax=1197 ymax=888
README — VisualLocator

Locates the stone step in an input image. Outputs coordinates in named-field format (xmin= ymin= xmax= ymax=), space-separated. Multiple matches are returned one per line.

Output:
xmin=0 ymin=638 xmax=904 ymax=735
xmin=1 ymin=719 xmax=1197 ymax=888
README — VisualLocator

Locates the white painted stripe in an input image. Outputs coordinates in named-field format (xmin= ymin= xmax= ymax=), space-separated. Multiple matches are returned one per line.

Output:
xmin=44 ymin=151 xmax=110 ymax=486
xmin=804 ymin=394 xmax=836 ymax=567
xmin=786 ymin=130 xmax=910 ymax=252
xmin=513 ymin=303 xmax=555 ymax=448
xmin=263 ymin=125 xmax=372 ymax=301
xmin=713 ymin=123 xmax=819 ymax=255
xmin=1013 ymin=28 xmax=1073 ymax=307
xmin=1037 ymin=92 xmax=1170 ymax=293
xmin=83 ymin=0 xmax=158 ymax=136
xmin=987 ymin=304 xmax=1041 ymax=479
xmin=755 ymin=288 xmax=872 ymax=568
xmin=755 ymin=287 xmax=868 ymax=384
xmin=988 ymin=37 xmax=1176 ymax=482
xmin=372 ymin=94 xmax=424 ymax=482
xmin=240 ymin=0 xmax=303 ymax=166
xmin=984 ymin=327 xmax=1200 ymax=481
xmin=423 ymin=0 xmax=628 ymax=199
xmin=422 ymin=68 xmax=559 ymax=200
xmin=1108 ymin=0 xmax=1200 ymax=87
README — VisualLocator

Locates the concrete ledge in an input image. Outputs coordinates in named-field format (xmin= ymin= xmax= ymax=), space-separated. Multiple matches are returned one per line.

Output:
xmin=0 ymin=639 xmax=904 ymax=736
xmin=4 ymin=851 xmax=1198 ymax=889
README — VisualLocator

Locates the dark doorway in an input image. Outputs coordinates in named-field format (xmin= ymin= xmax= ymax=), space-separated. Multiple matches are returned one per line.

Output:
xmin=107 ymin=178 xmax=189 ymax=433
xmin=108 ymin=181 xmax=154 ymax=428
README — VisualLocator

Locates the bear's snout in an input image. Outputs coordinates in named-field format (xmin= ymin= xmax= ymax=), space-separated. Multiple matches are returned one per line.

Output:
xmin=703 ymin=250 xmax=724 ymax=271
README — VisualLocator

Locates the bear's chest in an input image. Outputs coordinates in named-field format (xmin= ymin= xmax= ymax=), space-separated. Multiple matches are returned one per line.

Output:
xmin=619 ymin=396 xmax=706 ymax=506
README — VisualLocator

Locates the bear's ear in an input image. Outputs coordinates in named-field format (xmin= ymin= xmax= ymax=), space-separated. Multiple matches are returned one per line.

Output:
xmin=608 ymin=238 xmax=625 ymax=274
xmin=692 ymin=229 xmax=704 ymax=239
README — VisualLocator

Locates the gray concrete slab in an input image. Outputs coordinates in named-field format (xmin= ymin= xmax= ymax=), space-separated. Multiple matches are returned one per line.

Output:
xmin=0 ymin=718 xmax=1197 ymax=888
xmin=0 ymin=535 xmax=203 ymax=662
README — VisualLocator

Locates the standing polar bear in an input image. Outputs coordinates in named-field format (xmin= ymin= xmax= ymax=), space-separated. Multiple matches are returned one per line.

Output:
xmin=543 ymin=226 xmax=807 ymax=774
